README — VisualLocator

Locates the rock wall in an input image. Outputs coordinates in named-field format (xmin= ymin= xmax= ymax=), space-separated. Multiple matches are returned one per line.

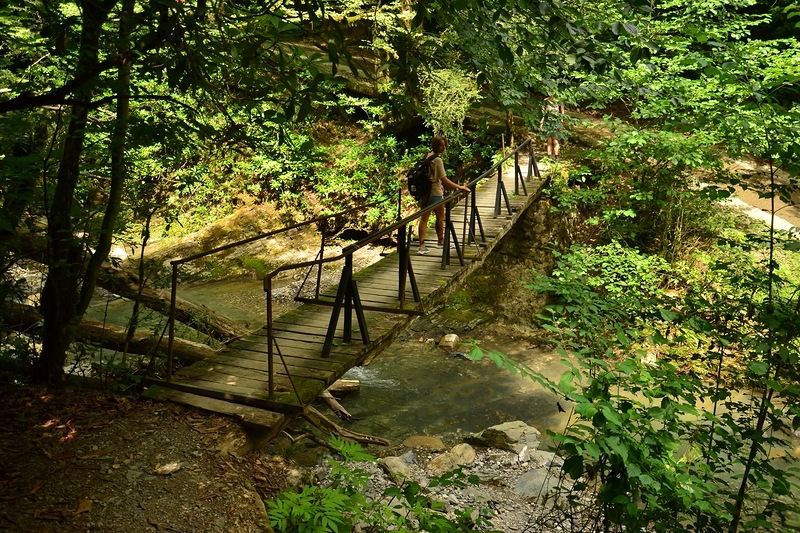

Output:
xmin=467 ymin=192 xmax=581 ymax=329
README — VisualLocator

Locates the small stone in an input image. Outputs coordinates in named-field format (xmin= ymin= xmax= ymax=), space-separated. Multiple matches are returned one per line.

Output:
xmin=438 ymin=334 xmax=460 ymax=349
xmin=154 ymin=462 xmax=181 ymax=475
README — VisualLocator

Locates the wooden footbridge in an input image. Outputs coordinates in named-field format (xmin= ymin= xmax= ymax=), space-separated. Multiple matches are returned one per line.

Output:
xmin=143 ymin=139 xmax=549 ymax=440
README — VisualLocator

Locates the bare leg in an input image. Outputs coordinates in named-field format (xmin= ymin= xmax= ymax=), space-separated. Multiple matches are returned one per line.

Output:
xmin=433 ymin=204 xmax=445 ymax=244
xmin=418 ymin=212 xmax=431 ymax=247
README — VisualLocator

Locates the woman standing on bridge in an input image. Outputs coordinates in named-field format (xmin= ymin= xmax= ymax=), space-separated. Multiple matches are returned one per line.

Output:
xmin=540 ymin=96 xmax=566 ymax=161
xmin=417 ymin=136 xmax=471 ymax=255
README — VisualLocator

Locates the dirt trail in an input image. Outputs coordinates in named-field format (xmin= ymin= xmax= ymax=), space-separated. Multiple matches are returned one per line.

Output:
xmin=726 ymin=158 xmax=800 ymax=229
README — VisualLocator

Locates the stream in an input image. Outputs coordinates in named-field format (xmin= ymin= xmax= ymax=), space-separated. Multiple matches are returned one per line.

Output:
xmin=87 ymin=274 xmax=800 ymax=466
xmin=334 ymin=337 xmax=570 ymax=450
xmin=171 ymin=279 xmax=574 ymax=453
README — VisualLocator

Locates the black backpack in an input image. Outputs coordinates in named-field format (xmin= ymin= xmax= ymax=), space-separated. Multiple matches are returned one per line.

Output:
xmin=406 ymin=153 xmax=438 ymax=201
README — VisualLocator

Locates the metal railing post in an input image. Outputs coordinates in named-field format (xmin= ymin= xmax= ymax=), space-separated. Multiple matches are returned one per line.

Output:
xmin=468 ymin=186 xmax=485 ymax=244
xmin=166 ymin=262 xmax=179 ymax=382
xmin=495 ymin=163 xmax=503 ymax=216
xmin=343 ymin=255 xmax=353 ymax=343
xmin=515 ymin=150 xmax=528 ymax=196
xmin=265 ymin=276 xmax=274 ymax=400
xmin=530 ymin=140 xmax=540 ymax=178
xmin=316 ymin=218 xmax=326 ymax=299
xmin=442 ymin=201 xmax=452 ymax=268
xmin=398 ymin=223 xmax=407 ymax=304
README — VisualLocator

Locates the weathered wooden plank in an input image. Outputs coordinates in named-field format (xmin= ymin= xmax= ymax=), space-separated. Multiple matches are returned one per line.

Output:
xmin=191 ymin=352 xmax=343 ymax=378
xmin=149 ymin=162 xmax=548 ymax=426
xmin=233 ymin=338 xmax=356 ymax=362
xmin=143 ymin=385 xmax=287 ymax=433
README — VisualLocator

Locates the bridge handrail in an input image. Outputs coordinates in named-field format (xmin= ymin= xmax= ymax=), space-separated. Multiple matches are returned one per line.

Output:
xmin=165 ymin=200 xmax=382 ymax=380
xmin=169 ymin=200 xmax=382 ymax=267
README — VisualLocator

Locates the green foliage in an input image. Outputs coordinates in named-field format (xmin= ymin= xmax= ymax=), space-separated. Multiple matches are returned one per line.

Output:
xmin=565 ymin=123 xmax=733 ymax=261
xmin=533 ymin=241 xmax=672 ymax=299
xmin=419 ymin=68 xmax=481 ymax=143
xmin=528 ymin=242 xmax=672 ymax=355
xmin=471 ymin=275 xmax=800 ymax=532
xmin=311 ymin=134 xmax=404 ymax=223
xmin=266 ymin=437 xmax=496 ymax=533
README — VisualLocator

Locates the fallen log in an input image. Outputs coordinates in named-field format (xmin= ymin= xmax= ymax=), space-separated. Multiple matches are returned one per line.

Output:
xmin=301 ymin=406 xmax=389 ymax=447
xmin=320 ymin=390 xmax=353 ymax=421
xmin=97 ymin=264 xmax=250 ymax=342
xmin=327 ymin=378 xmax=361 ymax=393
xmin=6 ymin=303 xmax=215 ymax=365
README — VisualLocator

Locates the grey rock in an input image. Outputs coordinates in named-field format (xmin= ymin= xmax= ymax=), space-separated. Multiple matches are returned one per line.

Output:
xmin=467 ymin=421 xmax=541 ymax=456
xmin=513 ymin=467 xmax=563 ymax=500
xmin=529 ymin=450 xmax=563 ymax=468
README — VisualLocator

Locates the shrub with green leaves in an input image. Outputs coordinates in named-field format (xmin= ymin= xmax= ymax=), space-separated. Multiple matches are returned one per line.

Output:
xmin=572 ymin=123 xmax=732 ymax=262
xmin=528 ymin=241 xmax=673 ymax=356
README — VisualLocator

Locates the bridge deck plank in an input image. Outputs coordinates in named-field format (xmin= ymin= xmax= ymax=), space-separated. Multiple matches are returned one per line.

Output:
xmin=143 ymin=156 xmax=548 ymax=427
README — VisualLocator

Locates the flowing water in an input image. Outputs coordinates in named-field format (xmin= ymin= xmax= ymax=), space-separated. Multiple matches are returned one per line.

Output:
xmin=335 ymin=339 xmax=570 ymax=449
xmin=174 ymin=279 xmax=574 ymax=450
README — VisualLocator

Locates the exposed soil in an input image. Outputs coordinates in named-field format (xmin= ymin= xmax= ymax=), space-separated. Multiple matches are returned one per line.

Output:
xmin=0 ymin=385 xmax=295 ymax=533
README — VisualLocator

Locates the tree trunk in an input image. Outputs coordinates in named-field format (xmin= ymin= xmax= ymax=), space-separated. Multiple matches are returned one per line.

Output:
xmin=38 ymin=1 xmax=117 ymax=383
xmin=78 ymin=0 xmax=133 ymax=318
xmin=97 ymin=264 xmax=250 ymax=341
xmin=320 ymin=390 xmax=353 ymax=421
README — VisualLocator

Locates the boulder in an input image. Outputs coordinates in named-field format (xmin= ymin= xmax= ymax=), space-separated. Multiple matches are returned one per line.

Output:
xmin=466 ymin=421 xmax=541 ymax=458
xmin=428 ymin=443 xmax=477 ymax=474
xmin=513 ymin=467 xmax=566 ymax=500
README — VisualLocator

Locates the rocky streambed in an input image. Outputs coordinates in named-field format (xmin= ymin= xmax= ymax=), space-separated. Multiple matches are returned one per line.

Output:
xmin=309 ymin=421 xmax=594 ymax=532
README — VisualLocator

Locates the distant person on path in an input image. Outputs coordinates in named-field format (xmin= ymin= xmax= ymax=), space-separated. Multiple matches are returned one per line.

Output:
xmin=417 ymin=136 xmax=470 ymax=255
xmin=540 ymin=96 xmax=565 ymax=161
